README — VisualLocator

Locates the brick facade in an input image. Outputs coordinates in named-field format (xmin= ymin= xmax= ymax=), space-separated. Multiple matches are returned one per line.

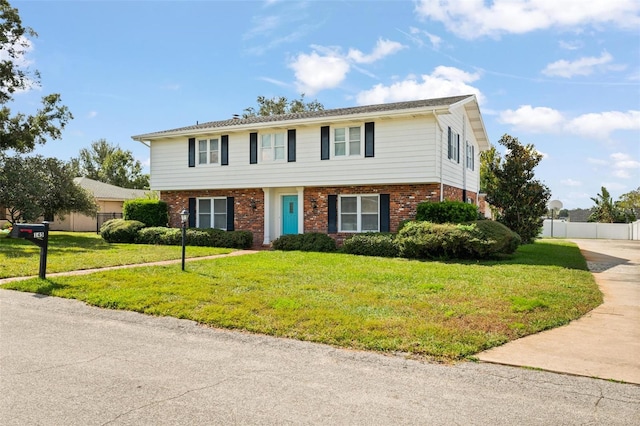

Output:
xmin=162 ymin=184 xmax=477 ymax=247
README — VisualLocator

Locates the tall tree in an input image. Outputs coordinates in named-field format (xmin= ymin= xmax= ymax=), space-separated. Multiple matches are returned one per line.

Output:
xmin=71 ymin=139 xmax=149 ymax=189
xmin=0 ymin=154 xmax=97 ymax=224
xmin=588 ymin=186 xmax=631 ymax=223
xmin=0 ymin=0 xmax=72 ymax=153
xmin=242 ymin=94 xmax=324 ymax=118
xmin=617 ymin=186 xmax=640 ymax=221
xmin=482 ymin=134 xmax=551 ymax=244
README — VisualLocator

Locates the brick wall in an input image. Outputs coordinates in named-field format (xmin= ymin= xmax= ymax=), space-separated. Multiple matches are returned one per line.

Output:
xmin=162 ymin=183 xmax=477 ymax=247
xmin=162 ymin=189 xmax=264 ymax=247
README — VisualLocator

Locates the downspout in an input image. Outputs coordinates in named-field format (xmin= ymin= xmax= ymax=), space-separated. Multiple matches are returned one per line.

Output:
xmin=433 ymin=110 xmax=445 ymax=202
xmin=462 ymin=118 xmax=467 ymax=203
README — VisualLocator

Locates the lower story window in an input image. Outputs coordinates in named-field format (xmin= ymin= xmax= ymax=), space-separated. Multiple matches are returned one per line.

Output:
xmin=197 ymin=198 xmax=227 ymax=229
xmin=339 ymin=195 xmax=379 ymax=232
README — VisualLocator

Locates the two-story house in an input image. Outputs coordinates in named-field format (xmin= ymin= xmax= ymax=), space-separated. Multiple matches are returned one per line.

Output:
xmin=132 ymin=94 xmax=490 ymax=246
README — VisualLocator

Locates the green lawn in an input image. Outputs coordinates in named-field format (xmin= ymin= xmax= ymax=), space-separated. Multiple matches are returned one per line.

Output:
xmin=1 ymin=238 xmax=602 ymax=362
xmin=0 ymin=232 xmax=233 ymax=278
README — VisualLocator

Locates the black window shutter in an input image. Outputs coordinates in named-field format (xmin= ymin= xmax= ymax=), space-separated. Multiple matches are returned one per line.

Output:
xmin=287 ymin=129 xmax=296 ymax=162
xmin=321 ymin=126 xmax=330 ymax=160
xmin=226 ymin=197 xmax=235 ymax=231
xmin=221 ymin=135 xmax=229 ymax=166
xmin=365 ymin=122 xmax=375 ymax=158
xmin=327 ymin=194 xmax=337 ymax=233
xmin=188 ymin=138 xmax=196 ymax=167
xmin=471 ymin=145 xmax=475 ymax=170
xmin=447 ymin=127 xmax=452 ymax=160
xmin=188 ymin=198 xmax=196 ymax=227
xmin=250 ymin=133 xmax=258 ymax=164
xmin=380 ymin=194 xmax=390 ymax=232
xmin=456 ymin=134 xmax=460 ymax=163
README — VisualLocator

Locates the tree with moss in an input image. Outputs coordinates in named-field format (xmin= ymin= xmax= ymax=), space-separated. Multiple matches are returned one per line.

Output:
xmin=0 ymin=0 xmax=72 ymax=153
xmin=481 ymin=134 xmax=551 ymax=244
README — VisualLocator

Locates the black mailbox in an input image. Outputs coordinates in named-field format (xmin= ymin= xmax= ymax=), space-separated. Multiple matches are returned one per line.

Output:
xmin=8 ymin=222 xmax=50 ymax=279
xmin=10 ymin=224 xmax=47 ymax=240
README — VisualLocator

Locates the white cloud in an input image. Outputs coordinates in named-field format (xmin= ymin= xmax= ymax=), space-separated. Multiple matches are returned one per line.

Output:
xmin=289 ymin=51 xmax=350 ymax=95
xmin=561 ymin=178 xmax=582 ymax=187
xmin=406 ymin=27 xmax=442 ymax=49
xmin=587 ymin=158 xmax=608 ymax=166
xmin=289 ymin=39 xmax=405 ymax=95
xmin=558 ymin=40 xmax=583 ymax=50
xmin=498 ymin=105 xmax=565 ymax=133
xmin=610 ymin=152 xmax=640 ymax=179
xmin=355 ymin=66 xmax=483 ymax=105
xmin=414 ymin=0 xmax=640 ymax=39
xmin=500 ymin=106 xmax=640 ymax=140
xmin=542 ymin=51 xmax=620 ymax=78
xmin=565 ymin=110 xmax=640 ymax=139
xmin=87 ymin=111 xmax=98 ymax=119
xmin=347 ymin=39 xmax=405 ymax=64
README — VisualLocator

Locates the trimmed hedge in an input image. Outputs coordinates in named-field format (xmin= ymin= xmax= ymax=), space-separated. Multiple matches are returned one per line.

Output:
xmin=135 ymin=226 xmax=253 ymax=249
xmin=100 ymin=219 xmax=146 ymax=243
xmin=341 ymin=233 xmax=399 ymax=258
xmin=272 ymin=233 xmax=337 ymax=252
xmin=123 ymin=199 xmax=169 ymax=227
xmin=416 ymin=200 xmax=478 ymax=224
xmin=341 ymin=220 xmax=520 ymax=260
xmin=397 ymin=220 xmax=520 ymax=259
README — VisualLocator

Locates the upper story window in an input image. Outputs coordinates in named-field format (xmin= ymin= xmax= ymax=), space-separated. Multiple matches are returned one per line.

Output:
xmin=334 ymin=126 xmax=361 ymax=157
xmin=447 ymin=127 xmax=460 ymax=163
xmin=198 ymin=138 xmax=219 ymax=165
xmin=197 ymin=197 xmax=227 ymax=229
xmin=339 ymin=194 xmax=379 ymax=232
xmin=466 ymin=142 xmax=475 ymax=171
xmin=260 ymin=133 xmax=285 ymax=162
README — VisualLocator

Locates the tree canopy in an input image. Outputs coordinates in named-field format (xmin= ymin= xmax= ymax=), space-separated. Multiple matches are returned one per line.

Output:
xmin=0 ymin=0 xmax=72 ymax=153
xmin=70 ymin=139 xmax=149 ymax=189
xmin=0 ymin=154 xmax=97 ymax=224
xmin=242 ymin=94 xmax=324 ymax=118
xmin=481 ymin=134 xmax=551 ymax=244
xmin=588 ymin=186 xmax=635 ymax=223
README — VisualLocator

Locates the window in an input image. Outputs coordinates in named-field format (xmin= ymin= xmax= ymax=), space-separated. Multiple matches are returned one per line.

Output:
xmin=339 ymin=195 xmax=379 ymax=232
xmin=334 ymin=126 xmax=361 ymax=157
xmin=197 ymin=198 xmax=227 ymax=229
xmin=260 ymin=133 xmax=285 ymax=162
xmin=198 ymin=138 xmax=219 ymax=165
xmin=466 ymin=142 xmax=475 ymax=170
xmin=447 ymin=127 xmax=460 ymax=163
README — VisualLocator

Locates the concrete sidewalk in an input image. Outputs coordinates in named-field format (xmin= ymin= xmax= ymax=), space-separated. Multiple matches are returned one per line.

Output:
xmin=478 ymin=239 xmax=640 ymax=384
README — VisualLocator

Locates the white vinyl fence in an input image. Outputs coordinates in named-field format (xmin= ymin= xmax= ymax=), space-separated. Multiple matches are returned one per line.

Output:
xmin=541 ymin=219 xmax=640 ymax=240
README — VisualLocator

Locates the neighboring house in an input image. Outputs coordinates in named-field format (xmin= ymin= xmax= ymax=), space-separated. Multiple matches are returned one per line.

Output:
xmin=132 ymin=94 xmax=490 ymax=246
xmin=50 ymin=177 xmax=148 ymax=232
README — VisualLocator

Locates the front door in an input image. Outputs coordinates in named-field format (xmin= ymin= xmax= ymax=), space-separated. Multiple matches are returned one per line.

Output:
xmin=282 ymin=195 xmax=298 ymax=235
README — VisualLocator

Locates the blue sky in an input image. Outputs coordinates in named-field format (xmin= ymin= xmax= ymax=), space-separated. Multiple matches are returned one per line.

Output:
xmin=10 ymin=0 xmax=640 ymax=209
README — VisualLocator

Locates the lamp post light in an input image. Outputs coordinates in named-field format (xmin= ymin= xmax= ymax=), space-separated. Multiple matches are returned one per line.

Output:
xmin=180 ymin=209 xmax=189 ymax=271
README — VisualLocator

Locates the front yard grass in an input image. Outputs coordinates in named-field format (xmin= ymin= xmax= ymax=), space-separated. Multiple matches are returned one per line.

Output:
xmin=1 ymin=239 xmax=602 ymax=362
xmin=0 ymin=232 xmax=233 ymax=278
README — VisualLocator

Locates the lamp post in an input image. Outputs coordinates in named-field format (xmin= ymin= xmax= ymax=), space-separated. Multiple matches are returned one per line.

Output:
xmin=180 ymin=209 xmax=189 ymax=271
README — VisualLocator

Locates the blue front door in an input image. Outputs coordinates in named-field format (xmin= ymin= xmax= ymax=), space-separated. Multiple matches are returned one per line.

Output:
xmin=282 ymin=195 xmax=298 ymax=235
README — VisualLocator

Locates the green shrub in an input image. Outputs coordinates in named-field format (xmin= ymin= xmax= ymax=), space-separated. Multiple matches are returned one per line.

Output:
xmin=123 ymin=199 xmax=169 ymax=227
xmin=396 ymin=220 xmax=520 ymax=260
xmin=136 ymin=226 xmax=253 ymax=248
xmin=341 ymin=233 xmax=399 ymax=258
xmin=272 ymin=233 xmax=336 ymax=252
xmin=416 ymin=201 xmax=478 ymax=224
xmin=100 ymin=219 xmax=146 ymax=243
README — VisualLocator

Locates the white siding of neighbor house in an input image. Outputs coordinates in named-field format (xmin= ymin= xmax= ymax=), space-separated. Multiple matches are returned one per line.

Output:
xmin=149 ymin=109 xmax=479 ymax=192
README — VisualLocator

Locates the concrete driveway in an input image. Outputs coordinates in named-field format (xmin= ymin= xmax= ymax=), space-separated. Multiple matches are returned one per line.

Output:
xmin=478 ymin=239 xmax=640 ymax=384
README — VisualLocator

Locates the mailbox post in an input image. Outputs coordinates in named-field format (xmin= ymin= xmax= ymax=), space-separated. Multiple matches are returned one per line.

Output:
xmin=9 ymin=222 xmax=50 ymax=279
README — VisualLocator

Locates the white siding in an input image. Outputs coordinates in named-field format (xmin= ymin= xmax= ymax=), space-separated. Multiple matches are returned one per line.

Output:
xmin=150 ymin=116 xmax=444 ymax=191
